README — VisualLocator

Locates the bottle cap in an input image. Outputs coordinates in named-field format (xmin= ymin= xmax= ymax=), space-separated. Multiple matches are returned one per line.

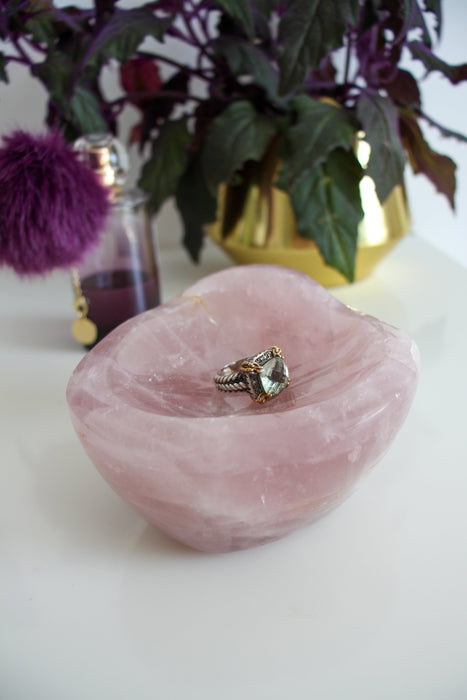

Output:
xmin=73 ymin=133 xmax=129 ymax=191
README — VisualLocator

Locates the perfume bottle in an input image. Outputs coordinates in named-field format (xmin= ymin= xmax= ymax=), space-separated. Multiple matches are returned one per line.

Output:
xmin=71 ymin=134 xmax=160 ymax=348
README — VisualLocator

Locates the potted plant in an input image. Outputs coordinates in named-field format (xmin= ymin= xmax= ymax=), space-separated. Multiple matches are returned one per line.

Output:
xmin=0 ymin=0 xmax=466 ymax=282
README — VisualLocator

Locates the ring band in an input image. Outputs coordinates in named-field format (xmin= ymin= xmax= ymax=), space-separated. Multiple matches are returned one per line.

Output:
xmin=213 ymin=346 xmax=290 ymax=404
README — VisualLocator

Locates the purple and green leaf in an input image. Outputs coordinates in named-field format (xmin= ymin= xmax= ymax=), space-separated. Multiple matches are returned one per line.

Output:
xmin=424 ymin=0 xmax=442 ymax=37
xmin=281 ymin=148 xmax=364 ymax=282
xmin=210 ymin=36 xmax=278 ymax=98
xmin=201 ymin=100 xmax=277 ymax=189
xmin=279 ymin=96 xmax=358 ymax=187
xmin=176 ymin=149 xmax=218 ymax=262
xmin=356 ymin=93 xmax=405 ymax=203
xmin=215 ymin=0 xmax=255 ymax=39
xmin=277 ymin=0 xmax=359 ymax=95
xmin=85 ymin=8 xmax=171 ymax=68
xmin=139 ymin=117 xmax=191 ymax=215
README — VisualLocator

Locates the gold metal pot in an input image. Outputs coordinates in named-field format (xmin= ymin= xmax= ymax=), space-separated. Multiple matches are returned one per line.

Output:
xmin=207 ymin=140 xmax=410 ymax=287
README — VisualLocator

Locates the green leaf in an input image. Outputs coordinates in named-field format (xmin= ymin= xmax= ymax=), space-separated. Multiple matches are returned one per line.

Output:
xmin=408 ymin=41 xmax=467 ymax=84
xmin=211 ymin=37 xmax=278 ymax=97
xmin=281 ymin=96 xmax=358 ymax=186
xmin=139 ymin=118 xmax=191 ymax=215
xmin=34 ymin=46 xmax=105 ymax=138
xmin=202 ymin=100 xmax=276 ymax=189
xmin=33 ymin=51 xmax=74 ymax=104
xmin=69 ymin=85 xmax=108 ymax=133
xmin=277 ymin=0 xmax=359 ymax=95
xmin=176 ymin=150 xmax=218 ymax=262
xmin=424 ymin=0 xmax=442 ymax=37
xmin=215 ymin=0 xmax=254 ymax=39
xmin=0 ymin=52 xmax=8 ymax=83
xmin=400 ymin=109 xmax=456 ymax=209
xmin=282 ymin=148 xmax=363 ymax=281
xmin=86 ymin=8 xmax=171 ymax=67
xmin=252 ymin=0 xmax=280 ymax=15
xmin=356 ymin=94 xmax=405 ymax=203
xmin=250 ymin=0 xmax=280 ymax=40
xmin=24 ymin=0 xmax=56 ymax=47
xmin=401 ymin=0 xmax=432 ymax=47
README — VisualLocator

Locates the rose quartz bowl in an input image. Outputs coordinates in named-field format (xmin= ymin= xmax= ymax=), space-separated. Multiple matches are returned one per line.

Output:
xmin=67 ymin=265 xmax=419 ymax=553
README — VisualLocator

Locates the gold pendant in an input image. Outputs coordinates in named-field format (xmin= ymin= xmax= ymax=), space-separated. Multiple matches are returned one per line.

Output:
xmin=71 ymin=275 xmax=98 ymax=346
xmin=71 ymin=316 xmax=98 ymax=346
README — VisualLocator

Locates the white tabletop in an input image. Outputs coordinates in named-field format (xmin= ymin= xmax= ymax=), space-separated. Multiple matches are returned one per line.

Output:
xmin=1 ymin=233 xmax=467 ymax=700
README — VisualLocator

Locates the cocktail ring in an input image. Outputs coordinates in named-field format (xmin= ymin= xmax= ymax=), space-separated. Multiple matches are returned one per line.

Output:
xmin=213 ymin=346 xmax=290 ymax=404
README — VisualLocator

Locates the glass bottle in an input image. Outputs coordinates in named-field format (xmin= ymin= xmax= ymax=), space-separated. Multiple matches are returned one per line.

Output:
xmin=71 ymin=134 xmax=160 ymax=348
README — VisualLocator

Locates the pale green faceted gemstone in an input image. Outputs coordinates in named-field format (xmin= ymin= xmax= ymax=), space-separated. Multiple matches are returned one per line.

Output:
xmin=259 ymin=357 xmax=289 ymax=397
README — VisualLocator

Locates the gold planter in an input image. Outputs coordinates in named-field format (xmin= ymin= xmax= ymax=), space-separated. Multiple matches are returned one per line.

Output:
xmin=207 ymin=146 xmax=411 ymax=287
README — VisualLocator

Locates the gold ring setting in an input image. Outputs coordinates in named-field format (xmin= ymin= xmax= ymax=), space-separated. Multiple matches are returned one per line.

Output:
xmin=213 ymin=346 xmax=290 ymax=404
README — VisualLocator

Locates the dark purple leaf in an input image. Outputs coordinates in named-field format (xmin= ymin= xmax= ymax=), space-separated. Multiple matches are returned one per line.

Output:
xmin=307 ymin=55 xmax=337 ymax=88
xmin=400 ymin=109 xmax=456 ymax=209
xmin=120 ymin=57 xmax=163 ymax=109
xmin=95 ymin=0 xmax=116 ymax=16
xmin=356 ymin=0 xmax=388 ymax=36
xmin=385 ymin=68 xmax=421 ymax=108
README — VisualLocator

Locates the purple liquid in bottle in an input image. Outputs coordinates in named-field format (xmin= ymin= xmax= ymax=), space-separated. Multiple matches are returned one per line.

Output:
xmin=71 ymin=135 xmax=161 ymax=349
xmin=82 ymin=268 xmax=160 ymax=345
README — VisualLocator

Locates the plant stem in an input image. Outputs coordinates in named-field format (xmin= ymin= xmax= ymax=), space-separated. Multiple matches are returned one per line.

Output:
xmin=177 ymin=0 xmax=214 ymax=71
xmin=137 ymin=50 xmax=214 ymax=81
xmin=110 ymin=89 xmax=203 ymax=107
xmin=186 ymin=0 xmax=212 ymax=43
xmin=416 ymin=109 xmax=467 ymax=142
xmin=343 ymin=30 xmax=352 ymax=89
xmin=11 ymin=36 xmax=36 ymax=66
xmin=0 ymin=53 xmax=30 ymax=66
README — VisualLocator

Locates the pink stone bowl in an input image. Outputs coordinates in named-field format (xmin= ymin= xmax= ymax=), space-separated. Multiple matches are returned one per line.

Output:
xmin=66 ymin=265 xmax=419 ymax=553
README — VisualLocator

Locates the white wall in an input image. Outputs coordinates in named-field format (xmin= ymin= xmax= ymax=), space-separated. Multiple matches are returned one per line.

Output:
xmin=0 ymin=0 xmax=466 ymax=267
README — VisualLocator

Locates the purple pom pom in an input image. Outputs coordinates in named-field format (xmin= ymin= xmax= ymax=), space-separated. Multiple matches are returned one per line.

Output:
xmin=0 ymin=130 xmax=110 ymax=275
